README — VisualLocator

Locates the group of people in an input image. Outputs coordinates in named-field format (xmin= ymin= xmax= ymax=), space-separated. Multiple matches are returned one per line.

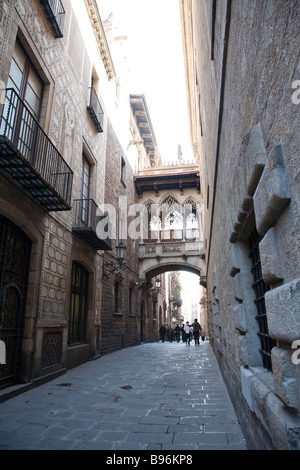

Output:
xmin=159 ymin=320 xmax=205 ymax=345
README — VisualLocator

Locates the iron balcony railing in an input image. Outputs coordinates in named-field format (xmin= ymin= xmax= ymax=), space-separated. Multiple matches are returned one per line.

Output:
xmin=170 ymin=293 xmax=182 ymax=306
xmin=72 ymin=198 xmax=112 ymax=251
xmin=0 ymin=88 xmax=73 ymax=211
xmin=87 ymin=87 xmax=104 ymax=133
xmin=39 ymin=0 xmax=65 ymax=38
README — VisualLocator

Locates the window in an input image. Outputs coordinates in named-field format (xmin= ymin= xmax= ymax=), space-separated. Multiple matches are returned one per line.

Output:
xmin=185 ymin=199 xmax=200 ymax=241
xmin=121 ymin=156 xmax=126 ymax=184
xmin=69 ymin=263 xmax=89 ymax=344
xmin=8 ymin=39 xmax=44 ymax=121
xmin=114 ymin=281 xmax=122 ymax=313
xmin=39 ymin=0 xmax=65 ymax=39
xmin=87 ymin=73 xmax=104 ymax=133
xmin=4 ymin=39 xmax=44 ymax=160
xmin=249 ymin=229 xmax=276 ymax=371
xmin=79 ymin=155 xmax=91 ymax=224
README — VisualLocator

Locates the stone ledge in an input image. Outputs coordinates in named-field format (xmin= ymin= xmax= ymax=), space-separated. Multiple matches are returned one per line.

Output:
xmin=241 ymin=366 xmax=254 ymax=411
xmin=251 ymin=372 xmax=300 ymax=449
xmin=245 ymin=122 xmax=267 ymax=197
xmin=271 ymin=346 xmax=299 ymax=411
xmin=254 ymin=144 xmax=291 ymax=236
xmin=265 ymin=277 xmax=300 ymax=343
xmin=260 ymin=227 xmax=285 ymax=284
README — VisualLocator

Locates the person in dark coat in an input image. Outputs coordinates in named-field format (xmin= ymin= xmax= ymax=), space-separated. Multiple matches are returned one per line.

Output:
xmin=168 ymin=325 xmax=174 ymax=342
xmin=181 ymin=323 xmax=186 ymax=343
xmin=192 ymin=319 xmax=201 ymax=345
xmin=174 ymin=324 xmax=181 ymax=342
xmin=159 ymin=324 xmax=167 ymax=342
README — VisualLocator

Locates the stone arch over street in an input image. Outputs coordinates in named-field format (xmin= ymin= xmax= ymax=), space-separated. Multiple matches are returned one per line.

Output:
xmin=143 ymin=262 xmax=202 ymax=281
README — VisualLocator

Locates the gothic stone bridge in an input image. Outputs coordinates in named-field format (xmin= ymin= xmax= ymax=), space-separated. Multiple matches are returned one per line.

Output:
xmin=134 ymin=166 xmax=206 ymax=285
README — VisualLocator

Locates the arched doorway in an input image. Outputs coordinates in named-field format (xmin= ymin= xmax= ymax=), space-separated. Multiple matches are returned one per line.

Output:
xmin=0 ymin=216 xmax=32 ymax=388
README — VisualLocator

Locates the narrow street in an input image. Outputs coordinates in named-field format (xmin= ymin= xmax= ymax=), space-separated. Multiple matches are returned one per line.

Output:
xmin=0 ymin=340 xmax=246 ymax=451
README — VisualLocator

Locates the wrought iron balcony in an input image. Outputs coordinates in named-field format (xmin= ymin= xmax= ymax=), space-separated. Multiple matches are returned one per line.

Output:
xmin=0 ymin=88 xmax=73 ymax=211
xmin=39 ymin=0 xmax=65 ymax=38
xmin=72 ymin=199 xmax=112 ymax=251
xmin=87 ymin=87 xmax=104 ymax=133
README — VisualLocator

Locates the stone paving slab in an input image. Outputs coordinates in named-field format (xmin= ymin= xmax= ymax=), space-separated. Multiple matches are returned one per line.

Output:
xmin=0 ymin=341 xmax=247 ymax=451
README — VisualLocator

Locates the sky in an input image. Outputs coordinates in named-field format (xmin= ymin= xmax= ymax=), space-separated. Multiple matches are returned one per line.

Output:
xmin=180 ymin=272 xmax=201 ymax=323
xmin=98 ymin=0 xmax=194 ymax=163
xmin=98 ymin=1 xmax=200 ymax=298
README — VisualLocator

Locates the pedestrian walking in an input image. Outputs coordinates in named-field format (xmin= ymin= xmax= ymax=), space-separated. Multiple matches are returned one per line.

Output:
xmin=192 ymin=318 xmax=201 ymax=345
xmin=174 ymin=324 xmax=181 ymax=342
xmin=181 ymin=323 xmax=186 ymax=343
xmin=168 ymin=325 xmax=174 ymax=342
xmin=201 ymin=329 xmax=206 ymax=342
xmin=159 ymin=324 xmax=167 ymax=343
xmin=183 ymin=321 xmax=192 ymax=345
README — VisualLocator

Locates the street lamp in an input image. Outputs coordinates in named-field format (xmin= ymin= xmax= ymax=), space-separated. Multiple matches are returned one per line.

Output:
xmin=116 ymin=241 xmax=126 ymax=264
xmin=103 ymin=241 xmax=126 ymax=279
xmin=149 ymin=278 xmax=161 ymax=298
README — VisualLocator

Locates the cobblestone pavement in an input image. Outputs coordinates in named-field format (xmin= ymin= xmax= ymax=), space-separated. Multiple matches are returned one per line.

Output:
xmin=0 ymin=340 xmax=247 ymax=451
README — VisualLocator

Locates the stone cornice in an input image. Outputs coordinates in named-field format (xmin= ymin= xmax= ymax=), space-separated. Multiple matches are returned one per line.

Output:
xmin=84 ymin=0 xmax=116 ymax=81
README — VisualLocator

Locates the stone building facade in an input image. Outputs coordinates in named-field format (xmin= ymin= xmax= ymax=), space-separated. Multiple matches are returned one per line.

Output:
xmin=0 ymin=0 xmax=163 ymax=393
xmin=100 ymin=119 xmax=140 ymax=354
xmin=0 ymin=0 xmax=112 ymax=388
xmin=180 ymin=0 xmax=300 ymax=449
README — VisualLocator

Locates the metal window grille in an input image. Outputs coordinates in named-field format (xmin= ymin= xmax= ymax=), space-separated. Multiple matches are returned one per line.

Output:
xmin=249 ymin=229 xmax=276 ymax=371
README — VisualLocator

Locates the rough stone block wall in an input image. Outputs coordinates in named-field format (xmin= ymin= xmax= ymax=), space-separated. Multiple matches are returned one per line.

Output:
xmin=193 ymin=0 xmax=300 ymax=449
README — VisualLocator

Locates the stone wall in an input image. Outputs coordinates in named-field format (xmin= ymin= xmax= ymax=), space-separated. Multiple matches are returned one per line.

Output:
xmin=181 ymin=0 xmax=300 ymax=450
xmin=0 ymin=0 xmax=123 ymax=383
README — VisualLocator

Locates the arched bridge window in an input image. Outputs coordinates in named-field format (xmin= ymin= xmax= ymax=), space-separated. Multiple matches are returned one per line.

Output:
xmin=143 ymin=197 xmax=200 ymax=242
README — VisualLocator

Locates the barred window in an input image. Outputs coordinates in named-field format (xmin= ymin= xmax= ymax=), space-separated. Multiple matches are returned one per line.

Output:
xmin=249 ymin=229 xmax=276 ymax=371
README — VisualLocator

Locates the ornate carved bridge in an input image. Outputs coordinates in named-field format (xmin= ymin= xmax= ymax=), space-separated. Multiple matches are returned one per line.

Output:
xmin=134 ymin=165 xmax=206 ymax=285
xmin=130 ymin=93 xmax=206 ymax=285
